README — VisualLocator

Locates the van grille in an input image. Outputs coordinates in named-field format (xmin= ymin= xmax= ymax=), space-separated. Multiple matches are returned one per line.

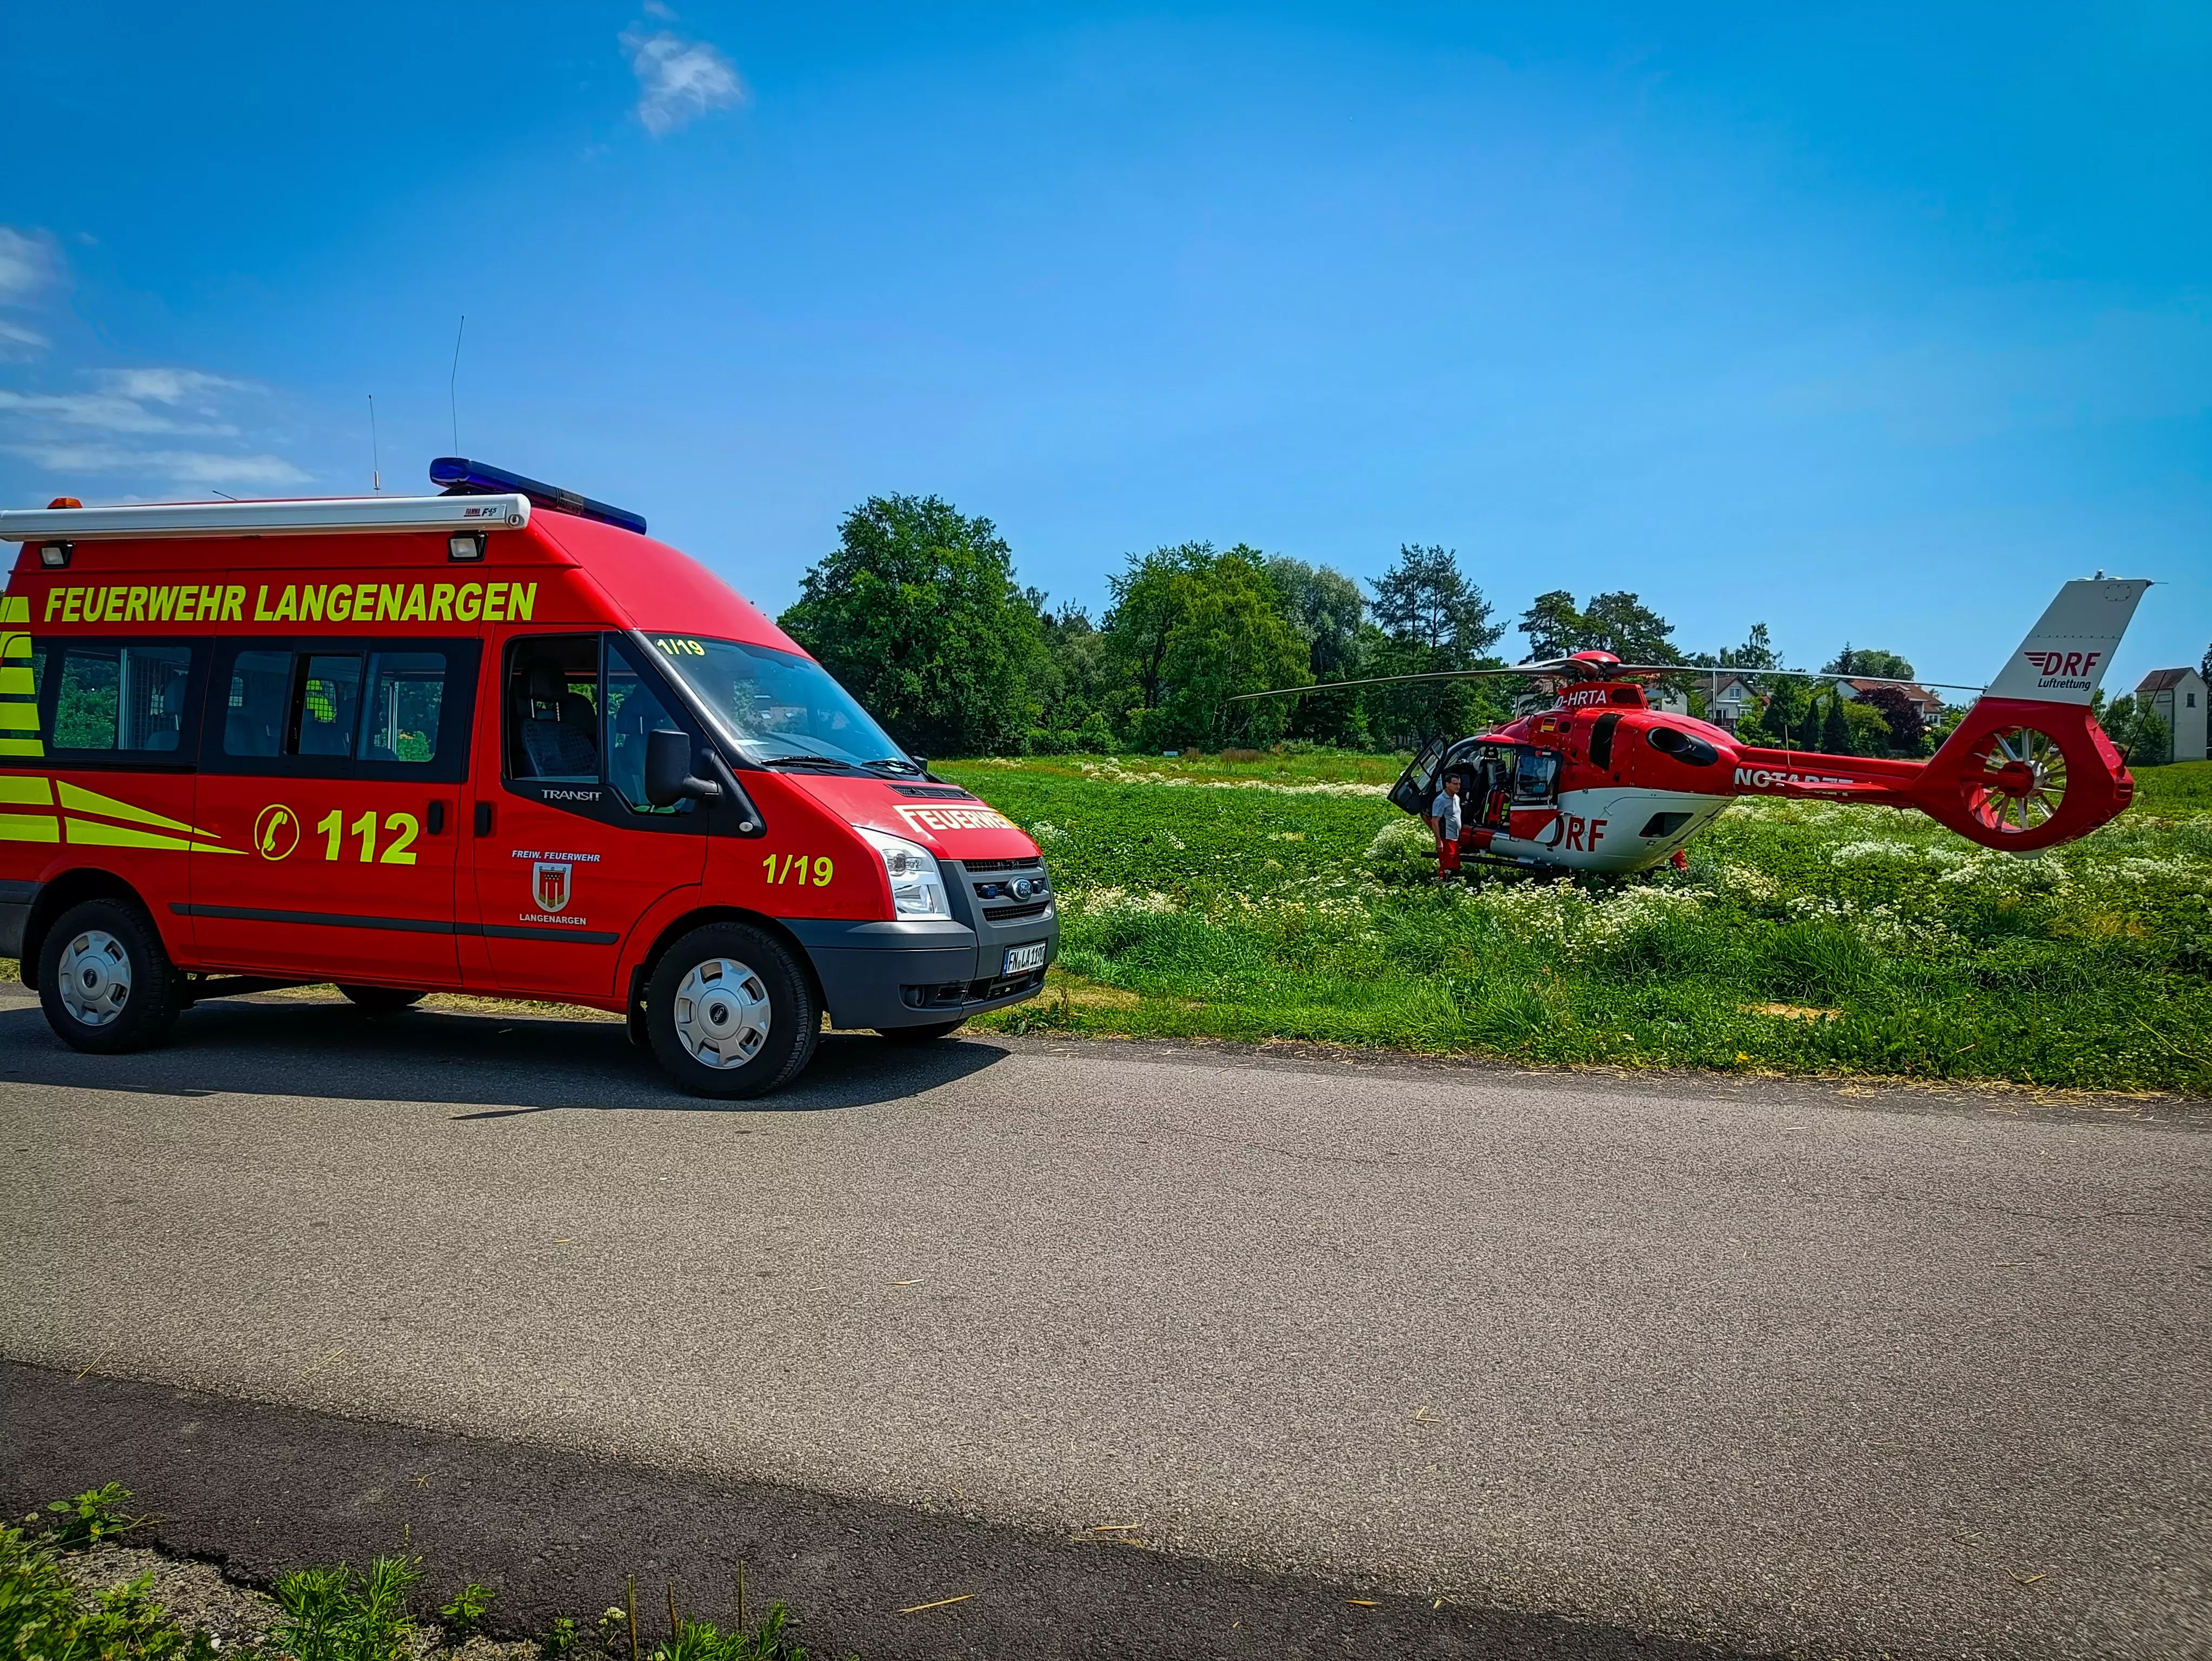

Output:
xmin=981 ymin=900 xmax=1052 ymax=923
xmin=960 ymin=858 xmax=1042 ymax=873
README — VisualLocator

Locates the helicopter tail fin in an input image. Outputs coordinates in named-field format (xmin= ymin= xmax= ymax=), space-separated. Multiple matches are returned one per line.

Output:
xmin=1909 ymin=577 xmax=2151 ymax=852
xmin=1977 ymin=577 xmax=2151 ymax=706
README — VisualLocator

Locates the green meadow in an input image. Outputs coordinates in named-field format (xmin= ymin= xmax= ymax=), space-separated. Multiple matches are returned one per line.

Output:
xmin=945 ymin=755 xmax=2212 ymax=1094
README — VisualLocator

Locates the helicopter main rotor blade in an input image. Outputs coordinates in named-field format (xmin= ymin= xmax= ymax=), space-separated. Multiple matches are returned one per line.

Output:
xmin=1230 ymin=666 xmax=1545 ymax=701
xmin=1738 ymin=668 xmax=1990 ymax=694
xmin=1232 ymin=663 xmax=1988 ymax=703
xmin=1230 ymin=660 xmax=1695 ymax=701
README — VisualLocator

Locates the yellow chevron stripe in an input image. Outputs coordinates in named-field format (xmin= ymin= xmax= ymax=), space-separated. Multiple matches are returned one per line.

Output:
xmin=0 ymin=667 xmax=33 ymax=694
xmin=0 ymin=813 xmax=59 ymax=842
xmin=0 ymin=705 xmax=37 ymax=733
xmin=0 ymin=632 xmax=30 ymax=660
xmin=0 ymin=596 xmax=26 ymax=624
xmin=0 ymin=738 xmax=45 ymax=758
xmin=0 ymin=775 xmax=52 ymax=805
xmin=63 ymin=818 xmax=199 ymax=851
xmin=57 ymin=781 xmax=221 ymax=841
xmin=61 ymin=816 xmax=244 ymax=855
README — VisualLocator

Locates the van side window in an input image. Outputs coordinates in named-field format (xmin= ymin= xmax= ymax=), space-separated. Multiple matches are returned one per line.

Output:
xmin=295 ymin=655 xmax=363 ymax=757
xmin=605 ymin=639 xmax=690 ymax=815
xmin=502 ymin=634 xmax=700 ymax=826
xmin=363 ymin=653 xmax=446 ymax=763
xmin=225 ymin=650 xmax=291 ymax=757
xmin=207 ymin=640 xmax=475 ymax=783
xmin=44 ymin=642 xmax=200 ymax=760
xmin=506 ymin=636 xmax=601 ymax=782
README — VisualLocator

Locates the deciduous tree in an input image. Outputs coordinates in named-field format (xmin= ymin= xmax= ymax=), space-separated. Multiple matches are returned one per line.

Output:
xmin=1860 ymin=686 xmax=1927 ymax=755
xmin=780 ymin=494 xmax=1042 ymax=758
xmin=1517 ymin=590 xmax=1679 ymax=663
xmin=1718 ymin=623 xmax=1782 ymax=671
xmin=1825 ymin=644 xmax=1916 ymax=680
xmin=1102 ymin=544 xmax=1309 ymax=749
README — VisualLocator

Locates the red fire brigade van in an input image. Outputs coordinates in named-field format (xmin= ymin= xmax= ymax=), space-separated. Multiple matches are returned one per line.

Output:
xmin=0 ymin=460 xmax=1057 ymax=1097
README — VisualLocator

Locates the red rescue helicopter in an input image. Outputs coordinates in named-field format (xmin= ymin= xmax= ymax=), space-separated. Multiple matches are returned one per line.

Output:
xmin=1237 ymin=579 xmax=2153 ymax=875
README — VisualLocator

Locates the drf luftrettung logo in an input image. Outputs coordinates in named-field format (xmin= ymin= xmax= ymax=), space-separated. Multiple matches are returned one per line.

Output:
xmin=2022 ymin=650 xmax=2101 ymax=688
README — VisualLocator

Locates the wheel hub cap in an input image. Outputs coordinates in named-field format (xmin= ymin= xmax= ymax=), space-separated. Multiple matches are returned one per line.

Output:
xmin=58 ymin=929 xmax=132 ymax=1027
xmin=673 ymin=957 xmax=770 ymax=1069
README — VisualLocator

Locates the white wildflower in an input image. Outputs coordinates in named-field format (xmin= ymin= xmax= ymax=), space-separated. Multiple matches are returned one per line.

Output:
xmin=1830 ymin=840 xmax=1921 ymax=864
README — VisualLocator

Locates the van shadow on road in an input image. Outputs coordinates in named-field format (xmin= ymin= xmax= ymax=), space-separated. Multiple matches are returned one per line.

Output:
xmin=0 ymin=998 xmax=1009 ymax=1114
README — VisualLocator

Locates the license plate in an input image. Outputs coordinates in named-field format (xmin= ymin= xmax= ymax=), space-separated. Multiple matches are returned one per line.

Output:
xmin=1002 ymin=941 xmax=1047 ymax=975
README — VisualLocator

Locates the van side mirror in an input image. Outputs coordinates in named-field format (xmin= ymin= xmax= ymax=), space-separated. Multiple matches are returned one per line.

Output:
xmin=646 ymin=728 xmax=722 ymax=806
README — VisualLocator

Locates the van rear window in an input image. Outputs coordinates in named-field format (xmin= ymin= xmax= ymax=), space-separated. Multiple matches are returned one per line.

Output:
xmin=45 ymin=642 xmax=196 ymax=758
xmin=201 ymin=639 xmax=474 ymax=782
xmin=223 ymin=648 xmax=449 ymax=766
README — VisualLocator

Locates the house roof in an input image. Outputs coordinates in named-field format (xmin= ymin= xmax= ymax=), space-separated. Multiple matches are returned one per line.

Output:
xmin=1841 ymin=679 xmax=1945 ymax=709
xmin=2137 ymin=667 xmax=2204 ymax=693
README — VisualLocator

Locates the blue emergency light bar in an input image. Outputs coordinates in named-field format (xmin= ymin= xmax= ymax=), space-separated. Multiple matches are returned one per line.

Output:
xmin=430 ymin=457 xmax=647 ymax=536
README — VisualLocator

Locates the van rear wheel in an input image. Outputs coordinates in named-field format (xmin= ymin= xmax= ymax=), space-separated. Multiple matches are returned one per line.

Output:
xmin=337 ymin=985 xmax=426 ymax=1014
xmin=38 ymin=898 xmax=184 ymax=1055
xmin=646 ymin=923 xmax=819 ymax=1099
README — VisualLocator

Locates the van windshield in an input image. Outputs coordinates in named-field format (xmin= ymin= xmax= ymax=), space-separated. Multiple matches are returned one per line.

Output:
xmin=646 ymin=635 xmax=913 ymax=770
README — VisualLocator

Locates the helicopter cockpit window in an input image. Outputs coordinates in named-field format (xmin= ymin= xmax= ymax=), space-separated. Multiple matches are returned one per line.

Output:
xmin=1513 ymin=749 xmax=1560 ymax=803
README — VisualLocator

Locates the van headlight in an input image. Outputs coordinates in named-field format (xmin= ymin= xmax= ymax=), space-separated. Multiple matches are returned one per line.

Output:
xmin=857 ymin=827 xmax=951 ymax=920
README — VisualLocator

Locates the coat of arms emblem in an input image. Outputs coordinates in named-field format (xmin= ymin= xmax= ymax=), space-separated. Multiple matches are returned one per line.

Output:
xmin=532 ymin=860 xmax=573 ymax=914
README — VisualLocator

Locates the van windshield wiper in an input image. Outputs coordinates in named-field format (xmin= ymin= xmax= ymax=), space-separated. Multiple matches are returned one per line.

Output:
xmin=754 ymin=753 xmax=863 ymax=772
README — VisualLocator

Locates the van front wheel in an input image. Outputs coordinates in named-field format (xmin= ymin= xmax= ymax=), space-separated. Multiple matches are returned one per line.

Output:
xmin=38 ymin=898 xmax=183 ymax=1055
xmin=646 ymin=923 xmax=819 ymax=1099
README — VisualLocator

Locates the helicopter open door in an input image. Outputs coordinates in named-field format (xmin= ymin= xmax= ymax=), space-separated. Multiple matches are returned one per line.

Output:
xmin=1390 ymin=737 xmax=1447 ymax=816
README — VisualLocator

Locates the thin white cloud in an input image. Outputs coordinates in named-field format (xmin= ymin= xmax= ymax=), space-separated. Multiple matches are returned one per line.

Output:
xmin=0 ymin=366 xmax=303 ymax=490
xmin=0 ymin=228 xmax=59 ymax=304
xmin=98 ymin=368 xmax=245 ymax=404
xmin=621 ymin=23 xmax=746 ymax=137
xmin=0 ymin=388 xmax=238 ymax=436
xmin=0 ymin=227 xmax=61 ymax=360
xmin=6 ymin=442 xmax=309 ymax=486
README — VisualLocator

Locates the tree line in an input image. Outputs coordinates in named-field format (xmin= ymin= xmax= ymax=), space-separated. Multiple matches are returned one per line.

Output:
xmin=778 ymin=492 xmax=2017 ymax=762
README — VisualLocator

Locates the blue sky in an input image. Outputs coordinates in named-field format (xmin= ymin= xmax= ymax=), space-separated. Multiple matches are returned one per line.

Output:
xmin=3 ymin=3 xmax=2206 ymax=690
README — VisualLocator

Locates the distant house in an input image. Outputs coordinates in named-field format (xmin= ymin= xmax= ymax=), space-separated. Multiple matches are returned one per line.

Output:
xmin=1834 ymin=679 xmax=1948 ymax=722
xmin=1689 ymin=672 xmax=1762 ymax=732
xmin=2136 ymin=668 xmax=2209 ymax=764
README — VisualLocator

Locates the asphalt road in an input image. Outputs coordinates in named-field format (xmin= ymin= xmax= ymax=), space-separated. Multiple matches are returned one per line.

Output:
xmin=3 ymin=989 xmax=2208 ymax=1660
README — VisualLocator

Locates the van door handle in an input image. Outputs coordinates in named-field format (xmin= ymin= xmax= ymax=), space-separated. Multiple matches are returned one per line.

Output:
xmin=474 ymin=802 xmax=494 ymax=837
xmin=427 ymin=801 xmax=447 ymax=835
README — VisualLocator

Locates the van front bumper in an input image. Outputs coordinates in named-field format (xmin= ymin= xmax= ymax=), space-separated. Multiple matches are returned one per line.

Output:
xmin=783 ymin=912 xmax=1059 ymax=1031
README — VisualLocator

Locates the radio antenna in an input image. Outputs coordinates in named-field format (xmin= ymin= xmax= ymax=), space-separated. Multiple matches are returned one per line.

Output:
xmin=448 ymin=314 xmax=467 ymax=454
xmin=367 ymin=394 xmax=382 ymax=492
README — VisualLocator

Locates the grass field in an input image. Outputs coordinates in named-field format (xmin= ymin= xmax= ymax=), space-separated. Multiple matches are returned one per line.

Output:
xmin=944 ymin=754 xmax=2212 ymax=1095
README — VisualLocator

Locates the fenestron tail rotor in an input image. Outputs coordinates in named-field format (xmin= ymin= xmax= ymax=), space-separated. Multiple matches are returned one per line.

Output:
xmin=1961 ymin=726 xmax=2070 ymax=836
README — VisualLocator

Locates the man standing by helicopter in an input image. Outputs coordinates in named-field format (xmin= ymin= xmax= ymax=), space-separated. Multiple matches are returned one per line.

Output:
xmin=1428 ymin=770 xmax=1465 ymax=878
